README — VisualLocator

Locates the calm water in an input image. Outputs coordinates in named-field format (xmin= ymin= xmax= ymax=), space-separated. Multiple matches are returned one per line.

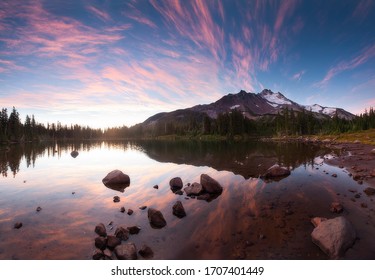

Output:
xmin=0 ymin=140 xmax=374 ymax=259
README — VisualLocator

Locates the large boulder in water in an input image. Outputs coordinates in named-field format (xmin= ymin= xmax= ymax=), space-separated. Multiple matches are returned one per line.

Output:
xmin=184 ymin=182 xmax=203 ymax=196
xmin=311 ymin=216 xmax=356 ymax=259
xmin=200 ymin=174 xmax=223 ymax=194
xmin=102 ymin=170 xmax=130 ymax=192
xmin=169 ymin=177 xmax=183 ymax=193
xmin=172 ymin=201 xmax=186 ymax=218
xmin=262 ymin=164 xmax=290 ymax=179
xmin=148 ymin=208 xmax=167 ymax=228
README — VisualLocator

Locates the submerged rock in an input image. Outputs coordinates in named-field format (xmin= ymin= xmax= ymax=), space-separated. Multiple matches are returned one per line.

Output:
xmin=200 ymin=174 xmax=223 ymax=194
xmin=92 ymin=249 xmax=104 ymax=260
xmin=262 ymin=165 xmax=291 ymax=179
xmin=330 ymin=202 xmax=343 ymax=213
xmin=95 ymin=237 xmax=107 ymax=250
xmin=170 ymin=177 xmax=183 ymax=192
xmin=184 ymin=182 xmax=203 ymax=196
xmin=102 ymin=170 xmax=130 ymax=192
xmin=95 ymin=223 xmax=107 ymax=237
xmin=127 ymin=226 xmax=141 ymax=235
xmin=115 ymin=243 xmax=138 ymax=260
xmin=364 ymin=187 xmax=375 ymax=196
xmin=36 ymin=206 xmax=42 ymax=212
xmin=139 ymin=244 xmax=154 ymax=259
xmin=115 ymin=226 xmax=129 ymax=241
xmin=14 ymin=222 xmax=22 ymax=229
xmin=113 ymin=196 xmax=120 ymax=203
xmin=148 ymin=208 xmax=167 ymax=228
xmin=106 ymin=235 xmax=121 ymax=250
xmin=311 ymin=216 xmax=356 ymax=259
xmin=172 ymin=201 xmax=186 ymax=218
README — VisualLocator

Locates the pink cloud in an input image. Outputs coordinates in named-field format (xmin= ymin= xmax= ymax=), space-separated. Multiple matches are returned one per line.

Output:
xmin=291 ymin=70 xmax=306 ymax=81
xmin=316 ymin=44 xmax=375 ymax=87
xmin=274 ymin=0 xmax=299 ymax=32
xmin=87 ymin=5 xmax=111 ymax=22
xmin=150 ymin=0 xmax=225 ymax=62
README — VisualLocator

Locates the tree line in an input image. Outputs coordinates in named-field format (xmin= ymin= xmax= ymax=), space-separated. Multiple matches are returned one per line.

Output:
xmin=1 ymin=106 xmax=375 ymax=143
xmin=0 ymin=107 xmax=102 ymax=142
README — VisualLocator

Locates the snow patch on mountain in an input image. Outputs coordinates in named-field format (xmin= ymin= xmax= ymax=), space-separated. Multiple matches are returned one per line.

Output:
xmin=260 ymin=90 xmax=292 ymax=105
xmin=323 ymin=107 xmax=336 ymax=115
xmin=230 ymin=105 xmax=240 ymax=110
xmin=305 ymin=104 xmax=323 ymax=113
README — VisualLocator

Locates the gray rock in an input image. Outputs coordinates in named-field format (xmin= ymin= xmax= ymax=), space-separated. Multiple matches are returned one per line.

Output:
xmin=184 ymin=182 xmax=203 ymax=196
xmin=262 ymin=165 xmax=291 ymax=178
xmin=95 ymin=236 xmax=107 ymax=250
xmin=311 ymin=216 xmax=356 ymax=259
xmin=106 ymin=235 xmax=121 ymax=250
xmin=138 ymin=244 xmax=154 ymax=259
xmin=102 ymin=170 xmax=130 ymax=187
xmin=200 ymin=174 xmax=223 ymax=194
xmin=115 ymin=226 xmax=129 ymax=241
xmin=95 ymin=223 xmax=107 ymax=237
xmin=115 ymin=243 xmax=138 ymax=260
xmin=148 ymin=208 xmax=167 ymax=228
xmin=170 ymin=177 xmax=183 ymax=192
xmin=172 ymin=201 xmax=186 ymax=218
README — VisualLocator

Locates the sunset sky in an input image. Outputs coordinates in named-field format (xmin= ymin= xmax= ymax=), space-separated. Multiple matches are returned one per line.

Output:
xmin=1 ymin=0 xmax=375 ymax=128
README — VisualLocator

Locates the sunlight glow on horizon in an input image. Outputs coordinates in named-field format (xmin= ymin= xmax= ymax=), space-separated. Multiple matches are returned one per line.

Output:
xmin=1 ymin=0 xmax=375 ymax=128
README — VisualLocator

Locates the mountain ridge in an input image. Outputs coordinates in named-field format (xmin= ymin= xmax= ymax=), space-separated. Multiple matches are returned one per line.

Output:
xmin=143 ymin=89 xmax=355 ymax=126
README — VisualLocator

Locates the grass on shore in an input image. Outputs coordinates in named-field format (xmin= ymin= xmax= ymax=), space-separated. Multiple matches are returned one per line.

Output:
xmin=315 ymin=129 xmax=375 ymax=146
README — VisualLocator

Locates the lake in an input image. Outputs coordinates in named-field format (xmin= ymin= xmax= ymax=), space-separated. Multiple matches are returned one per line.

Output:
xmin=0 ymin=140 xmax=374 ymax=259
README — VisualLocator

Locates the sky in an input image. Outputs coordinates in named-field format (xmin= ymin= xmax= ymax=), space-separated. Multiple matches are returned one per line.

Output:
xmin=0 ymin=0 xmax=375 ymax=129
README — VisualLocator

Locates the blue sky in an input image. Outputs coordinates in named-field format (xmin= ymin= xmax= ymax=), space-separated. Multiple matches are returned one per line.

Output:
xmin=0 ymin=0 xmax=374 ymax=128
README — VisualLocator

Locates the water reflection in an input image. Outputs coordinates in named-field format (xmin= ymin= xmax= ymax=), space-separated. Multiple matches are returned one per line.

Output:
xmin=0 ymin=140 xmax=374 ymax=260
xmin=0 ymin=140 xmax=332 ymax=180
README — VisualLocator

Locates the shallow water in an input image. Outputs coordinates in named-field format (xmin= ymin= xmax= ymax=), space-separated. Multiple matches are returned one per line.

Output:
xmin=0 ymin=140 xmax=374 ymax=259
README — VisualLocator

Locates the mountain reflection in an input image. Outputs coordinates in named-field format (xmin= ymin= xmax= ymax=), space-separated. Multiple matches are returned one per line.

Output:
xmin=136 ymin=140 xmax=331 ymax=179
xmin=0 ymin=140 xmax=330 ymax=179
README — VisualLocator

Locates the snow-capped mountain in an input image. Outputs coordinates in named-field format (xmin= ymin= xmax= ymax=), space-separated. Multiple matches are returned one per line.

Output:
xmin=143 ymin=89 xmax=355 ymax=125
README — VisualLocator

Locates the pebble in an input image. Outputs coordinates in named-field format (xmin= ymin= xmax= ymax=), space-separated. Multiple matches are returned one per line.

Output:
xmin=14 ymin=222 xmax=23 ymax=229
xmin=120 ymin=207 xmax=125 ymax=213
xmin=113 ymin=196 xmax=120 ymax=203
xmin=153 ymin=185 xmax=159 ymax=189
xmin=139 ymin=206 xmax=147 ymax=210
xmin=127 ymin=209 xmax=134 ymax=215
xmin=36 ymin=206 xmax=42 ymax=212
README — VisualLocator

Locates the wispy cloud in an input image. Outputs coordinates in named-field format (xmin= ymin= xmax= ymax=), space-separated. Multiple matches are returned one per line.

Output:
xmin=87 ymin=5 xmax=111 ymax=22
xmin=291 ymin=70 xmax=306 ymax=81
xmin=124 ymin=3 xmax=158 ymax=29
xmin=316 ymin=44 xmax=375 ymax=87
xmin=150 ymin=0 xmax=225 ymax=62
xmin=352 ymin=0 xmax=374 ymax=20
